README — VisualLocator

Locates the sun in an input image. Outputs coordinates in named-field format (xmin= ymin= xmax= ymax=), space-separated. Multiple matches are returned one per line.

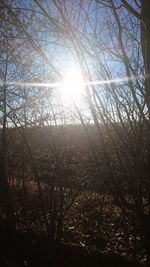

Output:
xmin=60 ymin=69 xmax=85 ymax=106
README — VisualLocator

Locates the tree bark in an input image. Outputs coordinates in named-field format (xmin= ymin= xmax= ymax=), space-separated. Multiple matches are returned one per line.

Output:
xmin=141 ymin=0 xmax=150 ymax=117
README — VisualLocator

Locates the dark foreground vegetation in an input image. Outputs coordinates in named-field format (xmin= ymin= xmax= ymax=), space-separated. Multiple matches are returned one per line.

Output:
xmin=0 ymin=230 xmax=140 ymax=267
xmin=0 ymin=125 xmax=149 ymax=267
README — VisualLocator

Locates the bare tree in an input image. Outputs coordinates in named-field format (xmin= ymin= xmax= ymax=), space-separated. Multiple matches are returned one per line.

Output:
xmin=1 ymin=0 xmax=150 ymax=265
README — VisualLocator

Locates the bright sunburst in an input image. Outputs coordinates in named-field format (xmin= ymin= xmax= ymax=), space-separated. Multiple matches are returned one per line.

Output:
xmin=60 ymin=69 xmax=85 ymax=106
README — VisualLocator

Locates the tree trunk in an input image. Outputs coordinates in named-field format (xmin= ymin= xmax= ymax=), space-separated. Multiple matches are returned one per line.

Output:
xmin=141 ymin=0 xmax=150 ymax=118
xmin=0 ymin=57 xmax=9 ymax=221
